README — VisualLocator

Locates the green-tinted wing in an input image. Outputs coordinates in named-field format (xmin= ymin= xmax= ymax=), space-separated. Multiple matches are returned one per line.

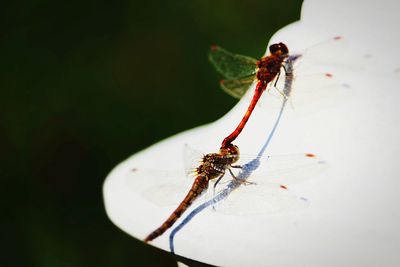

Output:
xmin=220 ymin=76 xmax=255 ymax=99
xmin=209 ymin=45 xmax=258 ymax=79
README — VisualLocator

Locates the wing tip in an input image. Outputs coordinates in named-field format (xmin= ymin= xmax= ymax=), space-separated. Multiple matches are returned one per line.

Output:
xmin=280 ymin=185 xmax=288 ymax=190
xmin=210 ymin=44 xmax=219 ymax=51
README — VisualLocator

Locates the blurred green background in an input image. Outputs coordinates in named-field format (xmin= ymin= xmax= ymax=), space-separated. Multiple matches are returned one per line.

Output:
xmin=2 ymin=0 xmax=302 ymax=266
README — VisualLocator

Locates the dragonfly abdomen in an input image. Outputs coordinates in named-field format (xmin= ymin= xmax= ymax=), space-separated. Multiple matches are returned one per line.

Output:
xmin=144 ymin=175 xmax=209 ymax=242
xmin=221 ymin=83 xmax=265 ymax=148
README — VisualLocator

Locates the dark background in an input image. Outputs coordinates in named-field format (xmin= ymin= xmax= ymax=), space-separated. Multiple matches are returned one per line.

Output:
xmin=2 ymin=1 xmax=302 ymax=266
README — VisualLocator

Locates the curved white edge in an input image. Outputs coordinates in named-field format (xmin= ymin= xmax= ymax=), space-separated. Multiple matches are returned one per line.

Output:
xmin=104 ymin=0 xmax=400 ymax=266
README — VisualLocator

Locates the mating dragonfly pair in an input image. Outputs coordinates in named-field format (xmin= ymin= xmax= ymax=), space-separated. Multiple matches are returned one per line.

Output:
xmin=143 ymin=37 xmax=342 ymax=243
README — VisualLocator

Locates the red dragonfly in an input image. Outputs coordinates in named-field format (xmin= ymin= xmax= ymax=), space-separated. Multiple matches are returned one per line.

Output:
xmin=144 ymin=143 xmax=241 ymax=242
xmin=209 ymin=43 xmax=289 ymax=149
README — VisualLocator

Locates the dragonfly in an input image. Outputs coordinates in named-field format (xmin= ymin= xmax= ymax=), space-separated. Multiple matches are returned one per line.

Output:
xmin=128 ymin=144 xmax=325 ymax=243
xmin=210 ymin=36 xmax=344 ymax=149
xmin=210 ymin=42 xmax=289 ymax=149
xmin=143 ymin=143 xmax=242 ymax=242
xmin=164 ymin=148 xmax=325 ymax=253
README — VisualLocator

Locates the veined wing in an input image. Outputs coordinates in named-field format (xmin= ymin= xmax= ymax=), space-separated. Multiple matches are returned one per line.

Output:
xmin=220 ymin=76 xmax=255 ymax=99
xmin=213 ymin=180 xmax=311 ymax=216
xmin=211 ymin=153 xmax=326 ymax=215
xmin=183 ymin=144 xmax=204 ymax=177
xmin=125 ymin=152 xmax=326 ymax=214
xmin=209 ymin=45 xmax=258 ymax=79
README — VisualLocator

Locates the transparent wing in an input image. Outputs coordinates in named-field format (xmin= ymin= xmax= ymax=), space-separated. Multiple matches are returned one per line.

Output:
xmin=182 ymin=144 xmax=203 ymax=177
xmin=220 ymin=76 xmax=255 ymax=99
xmin=126 ymin=167 xmax=189 ymax=207
xmin=214 ymin=183 xmax=310 ymax=216
xmin=211 ymin=37 xmax=353 ymax=114
xmin=211 ymin=153 xmax=326 ymax=215
xmin=125 ymin=152 xmax=326 ymax=214
xmin=236 ymin=152 xmax=326 ymax=184
xmin=291 ymin=36 xmax=360 ymax=70
xmin=209 ymin=45 xmax=258 ymax=79
xmin=261 ymin=70 xmax=351 ymax=114
xmin=213 ymin=153 xmax=326 ymax=191
xmin=255 ymin=51 xmax=352 ymax=115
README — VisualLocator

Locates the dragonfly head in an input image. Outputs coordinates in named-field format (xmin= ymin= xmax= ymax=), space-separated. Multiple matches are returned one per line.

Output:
xmin=219 ymin=144 xmax=240 ymax=164
xmin=269 ymin=42 xmax=289 ymax=57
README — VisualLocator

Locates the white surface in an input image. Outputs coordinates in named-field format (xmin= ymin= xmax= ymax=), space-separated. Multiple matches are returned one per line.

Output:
xmin=104 ymin=0 xmax=400 ymax=266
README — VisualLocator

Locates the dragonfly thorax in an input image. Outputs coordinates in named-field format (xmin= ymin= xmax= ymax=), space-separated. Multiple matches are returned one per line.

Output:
xmin=219 ymin=143 xmax=240 ymax=164
xmin=196 ymin=144 xmax=240 ymax=179
xmin=256 ymin=53 xmax=287 ymax=83
xmin=255 ymin=42 xmax=289 ymax=83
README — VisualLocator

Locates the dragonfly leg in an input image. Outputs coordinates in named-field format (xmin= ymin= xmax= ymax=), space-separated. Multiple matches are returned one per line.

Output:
xmin=231 ymin=165 xmax=242 ymax=169
xmin=282 ymin=64 xmax=288 ymax=75
xmin=274 ymin=70 xmax=281 ymax=88
xmin=228 ymin=168 xmax=255 ymax=186
xmin=273 ymin=86 xmax=287 ymax=99
xmin=213 ymin=172 xmax=226 ymax=191
xmin=212 ymin=172 xmax=226 ymax=210
xmin=273 ymin=73 xmax=288 ymax=100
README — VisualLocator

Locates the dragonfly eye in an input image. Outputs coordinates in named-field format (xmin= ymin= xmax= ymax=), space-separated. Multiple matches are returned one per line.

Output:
xmin=269 ymin=42 xmax=289 ymax=56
